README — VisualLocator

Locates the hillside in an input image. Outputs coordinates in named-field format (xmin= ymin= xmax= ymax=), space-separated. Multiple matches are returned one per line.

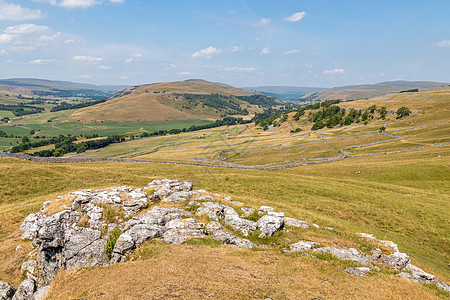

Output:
xmin=70 ymin=80 xmax=278 ymax=122
xmin=0 ymin=78 xmax=125 ymax=99
xmin=244 ymin=85 xmax=328 ymax=100
xmin=301 ymin=80 xmax=449 ymax=102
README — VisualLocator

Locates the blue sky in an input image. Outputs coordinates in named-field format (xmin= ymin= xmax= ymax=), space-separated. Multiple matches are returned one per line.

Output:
xmin=0 ymin=0 xmax=449 ymax=87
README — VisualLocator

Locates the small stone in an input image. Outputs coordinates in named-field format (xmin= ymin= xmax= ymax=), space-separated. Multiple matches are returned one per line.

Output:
xmin=284 ymin=217 xmax=309 ymax=229
xmin=12 ymin=279 xmax=35 ymax=300
xmin=258 ymin=206 xmax=274 ymax=215
xmin=289 ymin=241 xmax=320 ymax=253
xmin=344 ymin=267 xmax=371 ymax=277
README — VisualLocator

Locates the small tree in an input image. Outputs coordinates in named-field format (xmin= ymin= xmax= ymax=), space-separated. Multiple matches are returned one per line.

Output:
xmin=396 ymin=106 xmax=411 ymax=119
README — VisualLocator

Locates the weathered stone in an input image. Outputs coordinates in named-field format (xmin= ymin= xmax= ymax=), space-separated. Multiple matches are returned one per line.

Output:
xmin=0 ymin=281 xmax=15 ymax=300
xmin=289 ymin=240 xmax=319 ymax=253
xmin=11 ymin=279 xmax=35 ymax=300
xmin=381 ymin=252 xmax=410 ymax=269
xmin=223 ymin=207 xmax=257 ymax=236
xmin=434 ymin=279 xmax=450 ymax=293
xmin=20 ymin=260 xmax=37 ymax=281
xmin=196 ymin=202 xmax=226 ymax=221
xmin=240 ymin=207 xmax=255 ymax=218
xmin=32 ymin=286 xmax=49 ymax=300
xmin=344 ymin=267 xmax=371 ymax=277
xmin=19 ymin=214 xmax=43 ymax=240
xmin=405 ymin=264 xmax=435 ymax=281
xmin=396 ymin=272 xmax=420 ymax=284
xmin=205 ymin=222 xmax=255 ymax=249
xmin=162 ymin=218 xmax=206 ymax=244
xmin=161 ymin=191 xmax=191 ymax=203
xmin=256 ymin=211 xmax=284 ymax=237
xmin=284 ymin=217 xmax=309 ymax=229
xmin=258 ymin=206 xmax=274 ymax=215
xmin=314 ymin=247 xmax=371 ymax=266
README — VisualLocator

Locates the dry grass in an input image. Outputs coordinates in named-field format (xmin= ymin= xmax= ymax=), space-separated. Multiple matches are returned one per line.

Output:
xmin=45 ymin=243 xmax=442 ymax=300
xmin=44 ymin=194 xmax=76 ymax=215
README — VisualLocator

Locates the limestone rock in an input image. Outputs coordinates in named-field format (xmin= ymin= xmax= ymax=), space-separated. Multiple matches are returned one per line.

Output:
xmin=32 ymin=286 xmax=49 ymax=300
xmin=19 ymin=214 xmax=43 ymax=240
xmin=258 ymin=206 xmax=274 ymax=215
xmin=314 ymin=247 xmax=371 ymax=266
xmin=284 ymin=217 xmax=309 ymax=229
xmin=205 ymin=222 xmax=255 ymax=249
xmin=397 ymin=272 xmax=420 ymax=284
xmin=405 ymin=264 xmax=435 ymax=281
xmin=435 ymin=279 xmax=450 ymax=293
xmin=256 ymin=211 xmax=284 ymax=238
xmin=344 ymin=267 xmax=371 ymax=277
xmin=12 ymin=279 xmax=35 ymax=300
xmin=20 ymin=261 xmax=37 ymax=281
xmin=162 ymin=218 xmax=206 ymax=244
xmin=0 ymin=281 xmax=15 ymax=300
xmin=381 ymin=252 xmax=410 ymax=269
xmin=289 ymin=241 xmax=319 ymax=253
xmin=161 ymin=191 xmax=191 ymax=203
xmin=240 ymin=207 xmax=255 ymax=218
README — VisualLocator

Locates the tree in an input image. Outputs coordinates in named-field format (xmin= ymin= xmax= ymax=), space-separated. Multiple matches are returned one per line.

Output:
xmin=21 ymin=136 xmax=29 ymax=143
xmin=396 ymin=106 xmax=411 ymax=119
xmin=379 ymin=106 xmax=387 ymax=119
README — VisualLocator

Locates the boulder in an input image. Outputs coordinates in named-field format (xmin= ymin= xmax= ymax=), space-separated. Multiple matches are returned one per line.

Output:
xmin=381 ymin=252 xmax=410 ymax=270
xmin=161 ymin=191 xmax=191 ymax=203
xmin=256 ymin=211 xmax=284 ymax=237
xmin=240 ymin=207 xmax=255 ymax=218
xmin=11 ymin=279 xmax=35 ymax=300
xmin=289 ymin=241 xmax=320 ymax=253
xmin=396 ymin=272 xmax=420 ymax=284
xmin=205 ymin=222 xmax=255 ymax=249
xmin=33 ymin=286 xmax=49 ymax=300
xmin=20 ymin=260 xmax=37 ymax=281
xmin=258 ymin=206 xmax=274 ymax=215
xmin=314 ymin=247 xmax=371 ymax=266
xmin=284 ymin=217 xmax=309 ymax=229
xmin=0 ymin=281 xmax=15 ymax=300
xmin=162 ymin=218 xmax=206 ymax=244
xmin=405 ymin=264 xmax=435 ymax=281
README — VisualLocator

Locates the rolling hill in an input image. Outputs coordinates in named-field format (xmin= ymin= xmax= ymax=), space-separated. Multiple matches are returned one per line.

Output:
xmin=70 ymin=80 xmax=279 ymax=122
xmin=301 ymin=80 xmax=449 ymax=102
xmin=244 ymin=85 xmax=328 ymax=100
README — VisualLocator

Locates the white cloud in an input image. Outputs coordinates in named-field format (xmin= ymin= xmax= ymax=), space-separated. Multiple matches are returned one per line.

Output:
xmin=229 ymin=46 xmax=242 ymax=52
xmin=98 ymin=65 xmax=112 ymax=70
xmin=119 ymin=75 xmax=128 ymax=80
xmin=284 ymin=49 xmax=300 ymax=55
xmin=192 ymin=46 xmax=222 ymax=58
xmin=77 ymin=73 xmax=91 ymax=79
xmin=72 ymin=55 xmax=103 ymax=62
xmin=435 ymin=40 xmax=450 ymax=47
xmin=251 ymin=18 xmax=271 ymax=27
xmin=125 ymin=58 xmax=133 ymax=63
xmin=260 ymin=47 xmax=270 ymax=55
xmin=224 ymin=66 xmax=256 ymax=72
xmin=178 ymin=71 xmax=193 ymax=75
xmin=0 ymin=49 xmax=6 ymax=55
xmin=0 ymin=1 xmax=44 ymax=20
xmin=29 ymin=58 xmax=55 ymax=64
xmin=64 ymin=39 xmax=75 ymax=44
xmin=39 ymin=32 xmax=61 ymax=42
xmin=283 ymin=12 xmax=306 ymax=22
xmin=131 ymin=53 xmax=142 ymax=57
xmin=5 ymin=24 xmax=49 ymax=34
xmin=322 ymin=68 xmax=346 ymax=74
xmin=0 ymin=33 xmax=13 ymax=44
xmin=109 ymin=0 xmax=125 ymax=3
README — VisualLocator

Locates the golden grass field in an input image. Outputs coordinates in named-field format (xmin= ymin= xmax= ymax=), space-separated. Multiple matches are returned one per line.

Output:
xmin=0 ymin=86 xmax=448 ymax=299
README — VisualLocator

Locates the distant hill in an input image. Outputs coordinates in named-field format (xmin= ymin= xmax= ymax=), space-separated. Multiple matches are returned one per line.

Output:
xmin=300 ymin=80 xmax=449 ymax=102
xmin=243 ymin=86 xmax=328 ymax=100
xmin=70 ymin=80 xmax=279 ymax=122
xmin=0 ymin=78 xmax=127 ymax=98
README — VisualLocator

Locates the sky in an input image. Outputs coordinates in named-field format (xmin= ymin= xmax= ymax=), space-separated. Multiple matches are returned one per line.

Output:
xmin=0 ymin=0 xmax=449 ymax=88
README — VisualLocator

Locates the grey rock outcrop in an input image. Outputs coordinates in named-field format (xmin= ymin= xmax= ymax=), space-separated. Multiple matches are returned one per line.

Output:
xmin=205 ymin=222 xmax=255 ymax=249
xmin=289 ymin=241 xmax=320 ymax=253
xmin=162 ymin=218 xmax=206 ymax=244
xmin=314 ymin=247 xmax=371 ymax=267
xmin=284 ymin=217 xmax=309 ymax=229
xmin=256 ymin=211 xmax=284 ymax=237
xmin=0 ymin=281 xmax=15 ymax=300
xmin=11 ymin=279 xmax=35 ymax=300
xmin=380 ymin=252 xmax=410 ymax=270
xmin=32 ymin=286 xmax=49 ymax=300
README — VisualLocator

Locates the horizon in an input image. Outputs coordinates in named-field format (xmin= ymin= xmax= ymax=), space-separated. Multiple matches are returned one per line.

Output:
xmin=0 ymin=1 xmax=449 ymax=87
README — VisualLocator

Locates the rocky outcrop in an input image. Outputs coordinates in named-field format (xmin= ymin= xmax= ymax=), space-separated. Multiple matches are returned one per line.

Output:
xmin=10 ymin=179 xmax=449 ymax=297
xmin=0 ymin=281 xmax=15 ymax=300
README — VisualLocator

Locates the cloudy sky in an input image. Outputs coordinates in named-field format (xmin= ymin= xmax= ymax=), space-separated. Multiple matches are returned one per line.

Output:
xmin=0 ymin=0 xmax=449 ymax=87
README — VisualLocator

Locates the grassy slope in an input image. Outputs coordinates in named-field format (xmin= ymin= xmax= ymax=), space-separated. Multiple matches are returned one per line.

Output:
xmin=0 ymin=147 xmax=447 ymax=298
xmin=70 ymin=80 xmax=259 ymax=122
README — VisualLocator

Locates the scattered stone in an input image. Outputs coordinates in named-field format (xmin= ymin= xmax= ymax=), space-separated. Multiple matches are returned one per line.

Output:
xmin=344 ymin=267 xmax=371 ymax=277
xmin=15 ymin=245 xmax=22 ymax=252
xmin=162 ymin=218 xmax=206 ymax=244
xmin=0 ymin=281 xmax=15 ymax=300
xmin=381 ymin=252 xmax=410 ymax=270
xmin=397 ymin=272 xmax=421 ymax=284
xmin=12 ymin=279 xmax=35 ymax=300
xmin=284 ymin=217 xmax=309 ymax=229
xmin=258 ymin=206 xmax=274 ymax=215
xmin=205 ymin=222 xmax=255 ymax=249
xmin=312 ymin=224 xmax=320 ymax=228
xmin=314 ymin=247 xmax=371 ymax=266
xmin=405 ymin=264 xmax=435 ymax=281
xmin=256 ymin=211 xmax=284 ymax=238
xmin=33 ymin=286 xmax=49 ymax=300
xmin=289 ymin=241 xmax=320 ymax=253
xmin=240 ymin=207 xmax=255 ymax=218
xmin=20 ymin=260 xmax=37 ymax=281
